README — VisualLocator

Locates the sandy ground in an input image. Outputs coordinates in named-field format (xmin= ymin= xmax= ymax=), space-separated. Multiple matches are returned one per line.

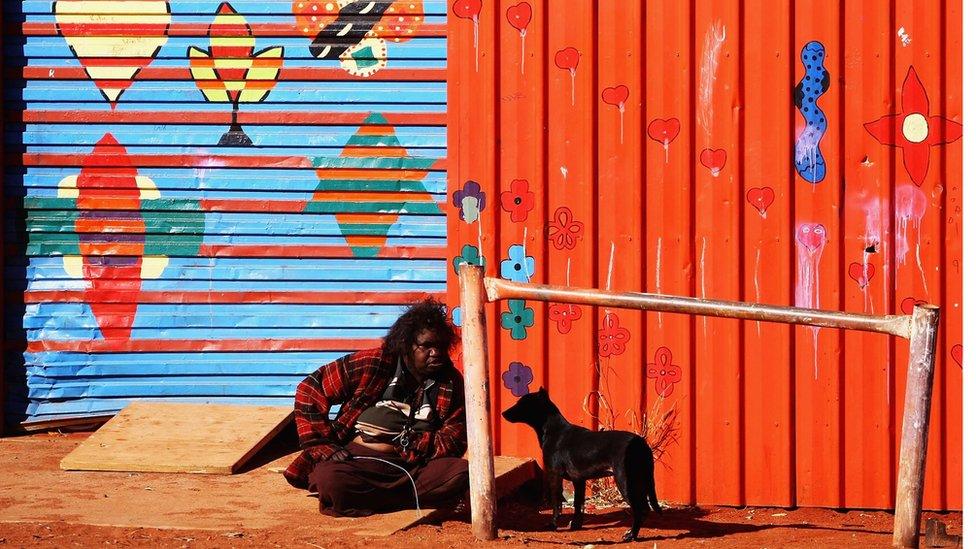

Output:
xmin=0 ymin=431 xmax=962 ymax=548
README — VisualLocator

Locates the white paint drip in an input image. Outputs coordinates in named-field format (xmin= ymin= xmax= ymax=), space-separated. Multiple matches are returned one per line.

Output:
xmin=606 ymin=241 xmax=615 ymax=291
xmin=476 ymin=214 xmax=484 ymax=263
xmin=861 ymin=196 xmax=889 ymax=313
xmin=698 ymin=22 xmax=726 ymax=142
xmin=570 ymin=69 xmax=576 ymax=106
xmin=700 ymin=237 xmax=708 ymax=333
xmin=656 ymin=237 xmax=663 ymax=328
xmin=523 ymin=226 xmax=530 ymax=283
xmin=473 ymin=16 xmax=480 ymax=72
xmin=916 ymin=243 xmax=928 ymax=294
xmin=862 ymin=249 xmax=873 ymax=314
xmin=795 ymin=224 xmax=825 ymax=379
xmin=895 ymin=185 xmax=928 ymax=294
xmin=795 ymin=243 xmax=822 ymax=309
xmin=812 ymin=327 xmax=820 ymax=380
xmin=897 ymin=26 xmax=912 ymax=47
xmin=519 ymin=30 xmax=526 ymax=75
xmin=795 ymin=127 xmax=824 ymax=176
xmin=566 ymin=257 xmax=571 ymax=286
xmin=895 ymin=185 xmax=926 ymax=266
xmin=754 ymin=247 xmax=762 ymax=337
xmin=560 ymin=166 xmax=568 ymax=179
xmin=699 ymin=237 xmax=707 ymax=299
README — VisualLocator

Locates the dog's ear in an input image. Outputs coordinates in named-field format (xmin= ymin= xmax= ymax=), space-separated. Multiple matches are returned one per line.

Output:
xmin=538 ymin=386 xmax=547 ymax=394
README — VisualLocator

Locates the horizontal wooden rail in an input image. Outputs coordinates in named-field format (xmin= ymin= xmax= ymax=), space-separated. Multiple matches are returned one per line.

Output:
xmin=484 ymin=277 xmax=913 ymax=339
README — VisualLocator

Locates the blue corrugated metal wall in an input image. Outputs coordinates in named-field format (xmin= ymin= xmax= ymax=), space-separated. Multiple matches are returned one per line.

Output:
xmin=2 ymin=0 xmax=448 ymax=427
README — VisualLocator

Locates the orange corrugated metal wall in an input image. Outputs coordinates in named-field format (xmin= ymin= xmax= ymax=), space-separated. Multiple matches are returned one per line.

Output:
xmin=447 ymin=0 xmax=962 ymax=510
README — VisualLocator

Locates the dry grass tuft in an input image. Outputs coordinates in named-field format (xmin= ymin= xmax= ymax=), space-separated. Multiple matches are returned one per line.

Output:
xmin=574 ymin=356 xmax=682 ymax=509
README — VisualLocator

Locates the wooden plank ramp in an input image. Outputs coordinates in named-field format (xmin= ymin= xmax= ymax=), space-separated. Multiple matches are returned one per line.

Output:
xmin=59 ymin=402 xmax=294 ymax=474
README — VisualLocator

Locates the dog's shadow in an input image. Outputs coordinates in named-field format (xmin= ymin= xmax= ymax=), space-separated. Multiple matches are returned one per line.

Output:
xmin=499 ymin=503 xmax=891 ymax=545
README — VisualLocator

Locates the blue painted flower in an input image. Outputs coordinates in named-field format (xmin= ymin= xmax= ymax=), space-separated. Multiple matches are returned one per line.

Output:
xmin=502 ymin=361 xmax=534 ymax=397
xmin=452 ymin=180 xmax=486 ymax=224
xmin=500 ymin=244 xmax=535 ymax=282
xmin=452 ymin=244 xmax=484 ymax=275
xmin=452 ymin=306 xmax=462 ymax=327
xmin=501 ymin=299 xmax=534 ymax=340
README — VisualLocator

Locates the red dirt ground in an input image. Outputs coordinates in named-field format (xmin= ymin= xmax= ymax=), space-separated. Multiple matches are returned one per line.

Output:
xmin=0 ymin=432 xmax=962 ymax=548
xmin=0 ymin=505 xmax=964 ymax=548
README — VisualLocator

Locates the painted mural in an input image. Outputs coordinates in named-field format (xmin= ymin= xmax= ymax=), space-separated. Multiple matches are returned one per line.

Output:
xmin=3 ymin=1 xmax=448 ymax=422
xmin=447 ymin=0 xmax=962 ymax=512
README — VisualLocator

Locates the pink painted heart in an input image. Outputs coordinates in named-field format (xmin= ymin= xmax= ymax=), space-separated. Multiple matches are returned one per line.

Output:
xmin=647 ymin=118 xmax=680 ymax=145
xmin=554 ymin=47 xmax=580 ymax=71
xmin=848 ymin=262 xmax=876 ymax=288
xmin=601 ymin=84 xmax=629 ymax=106
xmin=899 ymin=296 xmax=927 ymax=315
xmin=746 ymin=187 xmax=775 ymax=216
xmin=796 ymin=223 xmax=826 ymax=252
xmin=506 ymin=2 xmax=532 ymax=32
xmin=452 ymin=0 xmax=482 ymax=19
xmin=699 ymin=148 xmax=727 ymax=176
xmin=950 ymin=344 xmax=962 ymax=367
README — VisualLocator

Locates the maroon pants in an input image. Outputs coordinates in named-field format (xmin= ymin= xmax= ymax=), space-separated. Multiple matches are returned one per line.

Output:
xmin=308 ymin=442 xmax=469 ymax=517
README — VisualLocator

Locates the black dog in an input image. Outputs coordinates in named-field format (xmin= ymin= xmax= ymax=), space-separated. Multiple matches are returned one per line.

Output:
xmin=502 ymin=387 xmax=661 ymax=542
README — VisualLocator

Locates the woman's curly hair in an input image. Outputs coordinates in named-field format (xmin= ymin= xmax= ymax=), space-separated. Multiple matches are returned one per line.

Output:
xmin=382 ymin=297 xmax=459 ymax=360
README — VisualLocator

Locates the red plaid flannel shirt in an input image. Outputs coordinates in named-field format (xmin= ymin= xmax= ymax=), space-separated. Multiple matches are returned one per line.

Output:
xmin=283 ymin=347 xmax=467 ymax=489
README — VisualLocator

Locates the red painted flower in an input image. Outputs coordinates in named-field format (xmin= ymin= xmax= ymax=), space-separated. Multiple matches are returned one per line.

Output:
xmin=598 ymin=312 xmax=630 ymax=358
xmin=500 ymin=178 xmax=535 ymax=222
xmin=646 ymin=346 xmax=681 ymax=398
xmin=864 ymin=66 xmax=963 ymax=186
xmin=548 ymin=302 xmax=582 ymax=334
xmin=547 ymin=206 xmax=583 ymax=250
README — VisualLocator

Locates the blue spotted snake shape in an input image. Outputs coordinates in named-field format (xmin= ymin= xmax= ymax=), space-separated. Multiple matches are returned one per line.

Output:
xmin=793 ymin=41 xmax=829 ymax=184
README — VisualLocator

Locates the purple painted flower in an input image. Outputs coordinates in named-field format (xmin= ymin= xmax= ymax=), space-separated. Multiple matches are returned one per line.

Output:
xmin=502 ymin=361 xmax=534 ymax=397
xmin=452 ymin=180 xmax=486 ymax=224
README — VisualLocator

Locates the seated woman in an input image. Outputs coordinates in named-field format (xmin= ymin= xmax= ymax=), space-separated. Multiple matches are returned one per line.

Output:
xmin=283 ymin=298 xmax=469 ymax=517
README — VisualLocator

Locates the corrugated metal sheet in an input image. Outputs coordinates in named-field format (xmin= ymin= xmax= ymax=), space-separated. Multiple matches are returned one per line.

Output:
xmin=446 ymin=0 xmax=962 ymax=510
xmin=3 ymin=1 xmax=448 ymax=424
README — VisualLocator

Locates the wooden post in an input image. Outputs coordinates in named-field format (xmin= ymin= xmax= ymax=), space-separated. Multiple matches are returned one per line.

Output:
xmin=459 ymin=264 xmax=497 ymax=540
xmin=892 ymin=304 xmax=940 ymax=547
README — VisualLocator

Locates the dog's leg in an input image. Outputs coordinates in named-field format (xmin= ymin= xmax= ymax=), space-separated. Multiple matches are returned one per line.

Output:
xmin=568 ymin=479 xmax=586 ymax=530
xmin=618 ymin=442 xmax=651 ymax=543
xmin=613 ymin=468 xmax=639 ymax=542
xmin=545 ymin=471 xmax=563 ymax=530
xmin=648 ymin=456 xmax=662 ymax=514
